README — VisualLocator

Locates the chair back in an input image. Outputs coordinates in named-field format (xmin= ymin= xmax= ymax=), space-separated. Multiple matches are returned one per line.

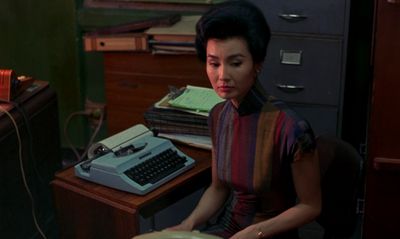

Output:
xmin=315 ymin=135 xmax=363 ymax=238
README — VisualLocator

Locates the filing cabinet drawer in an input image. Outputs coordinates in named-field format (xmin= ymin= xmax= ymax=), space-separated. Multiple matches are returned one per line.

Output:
xmin=261 ymin=36 xmax=343 ymax=106
xmin=251 ymin=0 xmax=348 ymax=35
xmin=289 ymin=104 xmax=338 ymax=136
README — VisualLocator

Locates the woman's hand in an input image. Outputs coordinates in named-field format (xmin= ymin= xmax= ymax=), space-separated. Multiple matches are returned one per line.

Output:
xmin=166 ymin=219 xmax=194 ymax=232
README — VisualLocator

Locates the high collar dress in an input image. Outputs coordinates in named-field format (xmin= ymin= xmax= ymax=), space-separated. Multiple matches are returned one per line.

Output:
xmin=204 ymin=81 xmax=316 ymax=239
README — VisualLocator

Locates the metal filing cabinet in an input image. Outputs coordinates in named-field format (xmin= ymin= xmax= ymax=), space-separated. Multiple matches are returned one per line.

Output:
xmin=250 ymin=0 xmax=350 ymax=136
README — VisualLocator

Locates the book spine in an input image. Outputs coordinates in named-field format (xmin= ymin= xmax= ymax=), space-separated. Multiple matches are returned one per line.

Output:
xmin=148 ymin=39 xmax=195 ymax=47
xmin=0 ymin=69 xmax=14 ymax=101
xmin=83 ymin=35 xmax=149 ymax=52
xmin=88 ymin=14 xmax=181 ymax=35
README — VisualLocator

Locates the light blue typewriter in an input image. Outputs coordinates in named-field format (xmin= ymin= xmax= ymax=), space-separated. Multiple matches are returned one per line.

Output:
xmin=74 ymin=124 xmax=195 ymax=195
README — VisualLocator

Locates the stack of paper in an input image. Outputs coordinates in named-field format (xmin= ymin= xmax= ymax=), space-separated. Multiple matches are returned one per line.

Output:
xmin=144 ymin=85 xmax=224 ymax=150
xmin=144 ymin=105 xmax=209 ymax=136
xmin=81 ymin=12 xmax=181 ymax=52
xmin=145 ymin=15 xmax=201 ymax=54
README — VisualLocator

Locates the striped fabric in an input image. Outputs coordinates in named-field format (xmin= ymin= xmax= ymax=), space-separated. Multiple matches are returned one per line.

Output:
xmin=204 ymin=81 xmax=315 ymax=238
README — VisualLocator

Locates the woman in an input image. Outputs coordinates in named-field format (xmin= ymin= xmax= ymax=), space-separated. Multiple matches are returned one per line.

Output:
xmin=170 ymin=1 xmax=321 ymax=238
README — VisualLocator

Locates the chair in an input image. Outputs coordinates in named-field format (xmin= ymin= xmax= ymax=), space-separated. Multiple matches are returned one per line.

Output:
xmin=315 ymin=135 xmax=363 ymax=239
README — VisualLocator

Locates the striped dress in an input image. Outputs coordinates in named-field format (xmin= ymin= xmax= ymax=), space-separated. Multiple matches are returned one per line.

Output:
xmin=204 ymin=82 xmax=315 ymax=239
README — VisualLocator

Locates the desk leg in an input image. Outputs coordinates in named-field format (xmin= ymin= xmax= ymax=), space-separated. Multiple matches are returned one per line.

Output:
xmin=52 ymin=180 xmax=139 ymax=239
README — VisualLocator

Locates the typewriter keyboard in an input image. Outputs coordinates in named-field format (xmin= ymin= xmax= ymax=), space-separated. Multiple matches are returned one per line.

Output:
xmin=124 ymin=148 xmax=188 ymax=186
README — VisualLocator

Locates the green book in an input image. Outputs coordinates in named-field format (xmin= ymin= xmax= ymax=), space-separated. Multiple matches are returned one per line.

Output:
xmin=168 ymin=85 xmax=224 ymax=112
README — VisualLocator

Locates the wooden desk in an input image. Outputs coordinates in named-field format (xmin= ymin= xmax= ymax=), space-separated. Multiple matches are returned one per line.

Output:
xmin=1 ymin=81 xmax=61 ymax=238
xmin=52 ymin=145 xmax=211 ymax=239
xmin=52 ymin=51 xmax=212 ymax=238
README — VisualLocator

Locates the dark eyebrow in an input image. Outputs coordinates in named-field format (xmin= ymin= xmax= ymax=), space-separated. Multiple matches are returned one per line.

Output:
xmin=207 ymin=53 xmax=246 ymax=60
xmin=227 ymin=54 xmax=245 ymax=60
xmin=207 ymin=54 xmax=218 ymax=60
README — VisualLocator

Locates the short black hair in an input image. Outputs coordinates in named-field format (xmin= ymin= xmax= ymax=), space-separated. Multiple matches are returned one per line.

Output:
xmin=195 ymin=0 xmax=271 ymax=63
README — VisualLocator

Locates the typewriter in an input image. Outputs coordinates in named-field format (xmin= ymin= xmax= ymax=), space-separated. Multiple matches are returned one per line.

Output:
xmin=74 ymin=124 xmax=195 ymax=195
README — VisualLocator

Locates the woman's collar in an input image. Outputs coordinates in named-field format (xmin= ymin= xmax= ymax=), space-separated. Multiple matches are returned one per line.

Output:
xmin=235 ymin=80 xmax=269 ymax=116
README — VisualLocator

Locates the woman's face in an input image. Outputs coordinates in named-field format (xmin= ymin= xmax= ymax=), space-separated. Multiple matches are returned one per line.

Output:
xmin=206 ymin=37 xmax=260 ymax=107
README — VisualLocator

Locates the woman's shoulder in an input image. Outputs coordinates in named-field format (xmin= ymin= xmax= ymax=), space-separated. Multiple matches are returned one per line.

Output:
xmin=208 ymin=100 xmax=229 ymax=126
xmin=266 ymin=97 xmax=316 ymax=153
xmin=267 ymin=97 xmax=307 ymax=125
xmin=209 ymin=100 xmax=230 ymax=116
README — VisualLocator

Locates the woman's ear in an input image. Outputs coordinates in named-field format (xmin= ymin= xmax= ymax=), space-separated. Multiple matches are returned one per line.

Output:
xmin=254 ymin=62 xmax=263 ymax=75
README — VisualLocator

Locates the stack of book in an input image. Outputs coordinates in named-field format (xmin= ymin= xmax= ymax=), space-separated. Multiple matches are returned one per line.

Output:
xmin=84 ymin=0 xmax=227 ymax=12
xmin=144 ymin=85 xmax=224 ymax=150
xmin=145 ymin=15 xmax=201 ymax=54
xmin=82 ymin=13 xmax=181 ymax=52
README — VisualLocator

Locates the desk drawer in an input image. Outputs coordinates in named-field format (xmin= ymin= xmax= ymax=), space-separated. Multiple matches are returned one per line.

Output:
xmin=252 ymin=0 xmax=348 ymax=35
xmin=261 ymin=36 xmax=343 ymax=106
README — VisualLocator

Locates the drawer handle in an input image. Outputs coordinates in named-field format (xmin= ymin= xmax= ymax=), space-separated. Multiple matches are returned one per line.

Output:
xmin=374 ymin=157 xmax=400 ymax=172
xmin=279 ymin=13 xmax=308 ymax=22
xmin=275 ymin=84 xmax=304 ymax=92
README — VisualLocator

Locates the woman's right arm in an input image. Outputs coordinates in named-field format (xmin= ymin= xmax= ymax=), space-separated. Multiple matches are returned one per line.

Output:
xmin=168 ymin=150 xmax=230 ymax=231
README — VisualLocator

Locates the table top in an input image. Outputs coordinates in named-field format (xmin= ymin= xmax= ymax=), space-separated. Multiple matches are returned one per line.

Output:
xmin=0 ymin=80 xmax=49 ymax=111
xmin=53 ymin=144 xmax=211 ymax=215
